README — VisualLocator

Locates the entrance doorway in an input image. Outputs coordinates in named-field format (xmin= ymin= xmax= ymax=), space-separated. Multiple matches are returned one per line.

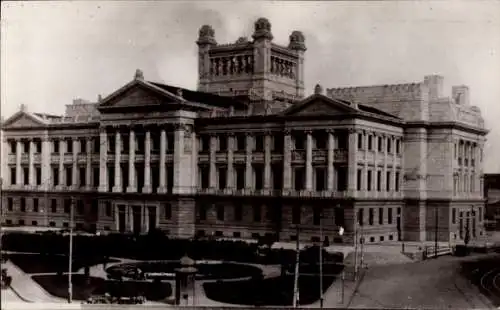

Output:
xmin=148 ymin=206 xmax=157 ymax=232
xmin=132 ymin=206 xmax=142 ymax=234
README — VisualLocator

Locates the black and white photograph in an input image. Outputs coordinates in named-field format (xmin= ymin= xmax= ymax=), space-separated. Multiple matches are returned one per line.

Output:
xmin=1 ymin=1 xmax=500 ymax=309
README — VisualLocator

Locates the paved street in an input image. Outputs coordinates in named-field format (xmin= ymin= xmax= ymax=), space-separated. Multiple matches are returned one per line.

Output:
xmin=348 ymin=254 xmax=495 ymax=309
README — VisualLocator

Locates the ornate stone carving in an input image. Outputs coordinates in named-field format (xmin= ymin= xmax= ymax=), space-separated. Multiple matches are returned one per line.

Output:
xmin=289 ymin=30 xmax=306 ymax=51
xmin=252 ymin=17 xmax=273 ymax=40
xmin=134 ymin=69 xmax=144 ymax=80
xmin=197 ymin=25 xmax=217 ymax=46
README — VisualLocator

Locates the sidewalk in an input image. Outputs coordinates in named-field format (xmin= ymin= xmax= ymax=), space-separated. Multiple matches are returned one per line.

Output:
xmin=4 ymin=260 xmax=65 ymax=303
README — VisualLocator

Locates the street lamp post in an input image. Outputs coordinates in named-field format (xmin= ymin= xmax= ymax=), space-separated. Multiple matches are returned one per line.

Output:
xmin=292 ymin=224 xmax=300 ymax=308
xmin=319 ymin=211 xmax=324 ymax=309
xmin=68 ymin=197 xmax=74 ymax=303
xmin=434 ymin=206 xmax=438 ymax=259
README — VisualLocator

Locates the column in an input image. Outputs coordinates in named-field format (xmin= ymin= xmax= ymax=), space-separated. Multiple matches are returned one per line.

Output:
xmin=144 ymin=206 xmax=150 ymax=233
xmin=305 ymin=130 xmax=313 ymax=191
xmin=209 ymin=134 xmax=217 ymax=189
xmin=72 ymin=139 xmax=78 ymax=188
xmin=128 ymin=206 xmax=133 ymax=232
xmin=327 ymin=130 xmax=334 ymax=191
xmin=245 ymin=133 xmax=253 ymax=190
xmin=143 ymin=130 xmax=152 ymax=193
xmin=113 ymin=130 xmax=122 ymax=192
xmin=58 ymin=139 xmax=65 ymax=188
xmin=98 ymin=128 xmax=108 ymax=192
xmin=114 ymin=205 xmax=119 ymax=231
xmin=347 ymin=129 xmax=357 ymax=194
xmin=158 ymin=128 xmax=167 ymax=193
xmin=264 ymin=133 xmax=271 ymax=190
xmin=28 ymin=139 xmax=35 ymax=187
xmin=363 ymin=133 xmax=369 ymax=195
xmin=227 ymin=134 xmax=235 ymax=190
xmin=392 ymin=136 xmax=398 ymax=196
xmin=85 ymin=138 xmax=92 ymax=189
xmin=15 ymin=140 xmax=22 ymax=187
xmin=41 ymin=137 xmax=51 ymax=191
xmin=283 ymin=130 xmax=292 ymax=190
xmin=127 ymin=128 xmax=136 ymax=192
xmin=382 ymin=134 xmax=388 ymax=196
xmin=172 ymin=124 xmax=186 ymax=193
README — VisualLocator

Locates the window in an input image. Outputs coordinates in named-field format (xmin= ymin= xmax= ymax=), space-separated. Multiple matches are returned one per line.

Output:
xmin=377 ymin=137 xmax=383 ymax=152
xmin=79 ymin=168 xmax=86 ymax=187
xmin=53 ymin=140 xmax=59 ymax=153
xmin=396 ymin=140 xmax=401 ymax=154
xmin=367 ymin=171 xmax=372 ymax=191
xmin=358 ymin=208 xmax=364 ymax=226
xmin=164 ymin=203 xmax=172 ymax=220
xmin=273 ymin=135 xmax=284 ymax=152
xmin=77 ymin=200 xmax=84 ymax=215
xmin=105 ymin=202 xmax=112 ymax=217
xmin=253 ymin=205 xmax=261 ymax=222
xmin=388 ymin=208 xmax=393 ymax=224
xmin=369 ymin=208 xmax=374 ymax=225
xmin=379 ymin=208 xmax=384 ymax=225
xmin=251 ymin=233 xmax=260 ymax=239
xmin=335 ymin=207 xmax=345 ymax=227
xmin=64 ymin=199 xmax=71 ymax=213
xmin=357 ymin=133 xmax=363 ymax=149
xmin=201 ymin=136 xmax=210 ymax=152
xmin=93 ymin=167 xmax=99 ymax=187
xmin=7 ymin=198 xmax=13 ymax=211
xmin=315 ymin=168 xmax=326 ymax=191
xmin=91 ymin=200 xmax=98 ymax=215
xmin=36 ymin=167 xmax=42 ymax=185
xmin=387 ymin=138 xmax=392 ymax=153
xmin=20 ymin=198 xmax=26 ymax=212
xmin=49 ymin=222 xmax=56 ymax=227
xmin=292 ymin=205 xmax=301 ymax=224
xmin=19 ymin=220 xmax=25 ymax=226
xmin=35 ymin=141 xmax=42 ymax=153
xmin=313 ymin=207 xmax=322 ymax=225
xmin=51 ymin=199 xmax=57 ymax=213
xmin=10 ymin=141 xmax=16 ymax=154
xmin=234 ymin=204 xmax=243 ymax=221
xmin=233 ymin=232 xmax=241 ymax=238
xmin=357 ymin=169 xmax=362 ymax=190
xmin=395 ymin=172 xmax=400 ymax=191
xmin=80 ymin=139 xmax=87 ymax=153
xmin=66 ymin=141 xmax=73 ymax=153
xmin=254 ymin=166 xmax=263 ymax=190
xmin=368 ymin=136 xmax=373 ymax=150
xmin=377 ymin=171 xmax=382 ymax=191
xmin=255 ymin=135 xmax=264 ymax=152
xmin=452 ymin=208 xmax=456 ymax=224
xmin=33 ymin=198 xmax=39 ymax=212
xmin=236 ymin=167 xmax=245 ymax=190
xmin=32 ymin=221 xmax=38 ymax=226
xmin=216 ymin=204 xmax=224 ymax=221
xmin=236 ymin=135 xmax=246 ymax=151
xmin=93 ymin=138 xmax=100 ymax=153
xmin=219 ymin=136 xmax=227 ymax=151
xmin=66 ymin=167 xmax=72 ymax=187
xmin=380 ymin=236 xmax=384 ymax=242
xmin=198 ymin=204 xmax=207 ymax=221
xmin=10 ymin=167 xmax=16 ymax=185
xmin=23 ymin=141 xmax=29 ymax=153
xmin=23 ymin=167 xmax=29 ymax=185
xmin=53 ymin=168 xmax=59 ymax=186
xmin=215 ymin=231 xmax=223 ymax=237
xmin=386 ymin=171 xmax=391 ymax=191
xmin=63 ymin=222 xmax=69 ymax=228
xmin=218 ymin=167 xmax=227 ymax=189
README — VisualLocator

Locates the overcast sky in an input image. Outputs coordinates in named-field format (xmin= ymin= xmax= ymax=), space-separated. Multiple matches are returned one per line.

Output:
xmin=1 ymin=1 xmax=500 ymax=172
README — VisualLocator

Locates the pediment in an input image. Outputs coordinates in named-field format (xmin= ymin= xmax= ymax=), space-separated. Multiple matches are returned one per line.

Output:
xmin=101 ymin=84 xmax=171 ymax=108
xmin=2 ymin=112 xmax=46 ymax=129
xmin=284 ymin=94 xmax=354 ymax=116
xmin=293 ymin=100 xmax=349 ymax=116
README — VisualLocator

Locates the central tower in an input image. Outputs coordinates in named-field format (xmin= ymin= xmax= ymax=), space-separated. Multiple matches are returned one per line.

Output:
xmin=196 ymin=18 xmax=306 ymax=114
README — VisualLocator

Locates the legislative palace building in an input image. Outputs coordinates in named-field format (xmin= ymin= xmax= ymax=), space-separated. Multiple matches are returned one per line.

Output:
xmin=0 ymin=18 xmax=488 ymax=245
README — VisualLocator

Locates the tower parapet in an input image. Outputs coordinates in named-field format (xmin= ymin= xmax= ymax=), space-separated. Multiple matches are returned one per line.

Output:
xmin=196 ymin=18 xmax=306 ymax=114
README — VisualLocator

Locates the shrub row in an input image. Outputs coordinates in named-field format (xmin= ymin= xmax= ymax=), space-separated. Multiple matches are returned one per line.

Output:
xmin=2 ymin=232 xmax=344 ymax=265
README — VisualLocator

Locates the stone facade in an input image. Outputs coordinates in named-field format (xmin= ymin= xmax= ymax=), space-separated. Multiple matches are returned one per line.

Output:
xmin=0 ymin=18 xmax=488 ymax=245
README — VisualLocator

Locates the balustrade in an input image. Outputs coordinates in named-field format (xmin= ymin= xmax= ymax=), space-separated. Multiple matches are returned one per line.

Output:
xmin=270 ymin=56 xmax=296 ymax=78
xmin=210 ymin=55 xmax=254 ymax=77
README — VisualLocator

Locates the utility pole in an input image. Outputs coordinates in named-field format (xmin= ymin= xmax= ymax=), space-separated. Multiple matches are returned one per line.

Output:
xmin=434 ymin=206 xmax=438 ymax=259
xmin=319 ymin=212 xmax=323 ymax=309
xmin=354 ymin=223 xmax=358 ymax=280
xmin=68 ymin=197 xmax=74 ymax=303
xmin=292 ymin=225 xmax=300 ymax=308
